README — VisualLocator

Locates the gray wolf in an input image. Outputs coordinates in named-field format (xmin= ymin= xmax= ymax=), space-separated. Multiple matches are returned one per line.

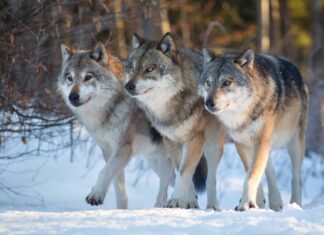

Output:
xmin=199 ymin=49 xmax=309 ymax=211
xmin=124 ymin=33 xmax=225 ymax=210
xmin=58 ymin=43 xmax=175 ymax=208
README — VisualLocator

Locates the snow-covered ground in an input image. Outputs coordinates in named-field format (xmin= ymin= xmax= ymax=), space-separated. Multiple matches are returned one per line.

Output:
xmin=0 ymin=130 xmax=323 ymax=234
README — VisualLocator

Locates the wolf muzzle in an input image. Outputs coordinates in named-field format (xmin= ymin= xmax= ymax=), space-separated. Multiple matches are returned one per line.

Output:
xmin=69 ymin=92 xmax=81 ymax=107
xmin=124 ymin=82 xmax=136 ymax=96
xmin=205 ymin=98 xmax=216 ymax=112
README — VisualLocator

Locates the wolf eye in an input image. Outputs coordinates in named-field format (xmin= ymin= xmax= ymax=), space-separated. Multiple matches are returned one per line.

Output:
xmin=84 ymin=74 xmax=93 ymax=82
xmin=66 ymin=74 xmax=73 ymax=82
xmin=222 ymin=80 xmax=232 ymax=87
xmin=145 ymin=65 xmax=156 ymax=73
xmin=205 ymin=80 xmax=211 ymax=88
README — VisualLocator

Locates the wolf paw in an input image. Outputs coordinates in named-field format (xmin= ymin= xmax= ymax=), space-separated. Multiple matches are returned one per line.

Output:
xmin=206 ymin=205 xmax=220 ymax=211
xmin=269 ymin=193 xmax=283 ymax=211
xmin=235 ymin=199 xmax=258 ymax=211
xmin=166 ymin=198 xmax=199 ymax=209
xmin=270 ymin=200 xmax=283 ymax=212
xmin=85 ymin=190 xmax=105 ymax=206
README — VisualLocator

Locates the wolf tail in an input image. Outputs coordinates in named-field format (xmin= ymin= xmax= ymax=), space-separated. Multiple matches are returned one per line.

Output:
xmin=192 ymin=155 xmax=208 ymax=193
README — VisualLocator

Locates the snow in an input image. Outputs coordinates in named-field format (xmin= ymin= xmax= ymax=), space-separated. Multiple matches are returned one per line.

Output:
xmin=0 ymin=130 xmax=323 ymax=234
xmin=1 ymin=204 xmax=324 ymax=235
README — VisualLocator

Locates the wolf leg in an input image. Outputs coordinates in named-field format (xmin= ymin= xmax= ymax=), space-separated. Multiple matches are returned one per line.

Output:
xmin=204 ymin=127 xmax=224 ymax=210
xmin=113 ymin=171 xmax=128 ymax=209
xmin=154 ymin=158 xmax=173 ymax=207
xmin=235 ymin=143 xmax=265 ymax=209
xmin=102 ymin=149 xmax=128 ymax=209
xmin=287 ymin=131 xmax=304 ymax=206
xmin=166 ymin=133 xmax=205 ymax=209
xmin=86 ymin=145 xmax=132 ymax=206
xmin=265 ymin=157 xmax=283 ymax=211
xmin=163 ymin=137 xmax=182 ymax=170
xmin=287 ymin=100 xmax=307 ymax=207
xmin=147 ymin=146 xmax=174 ymax=207
xmin=236 ymin=121 xmax=274 ymax=211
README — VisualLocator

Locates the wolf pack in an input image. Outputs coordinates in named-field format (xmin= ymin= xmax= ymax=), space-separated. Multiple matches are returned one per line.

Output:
xmin=58 ymin=32 xmax=309 ymax=212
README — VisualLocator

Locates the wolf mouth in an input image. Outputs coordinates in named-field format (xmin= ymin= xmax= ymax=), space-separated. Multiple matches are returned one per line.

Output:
xmin=130 ymin=87 xmax=153 ymax=97
xmin=142 ymin=87 xmax=153 ymax=95
xmin=70 ymin=96 xmax=91 ymax=107
xmin=206 ymin=103 xmax=229 ymax=115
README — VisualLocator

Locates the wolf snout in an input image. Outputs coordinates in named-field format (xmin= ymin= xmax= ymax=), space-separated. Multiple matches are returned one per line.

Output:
xmin=69 ymin=92 xmax=80 ymax=106
xmin=205 ymin=98 xmax=215 ymax=110
xmin=124 ymin=82 xmax=136 ymax=95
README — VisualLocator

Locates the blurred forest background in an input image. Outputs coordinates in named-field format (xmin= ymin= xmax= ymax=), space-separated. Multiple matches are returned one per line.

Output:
xmin=0 ymin=0 xmax=324 ymax=162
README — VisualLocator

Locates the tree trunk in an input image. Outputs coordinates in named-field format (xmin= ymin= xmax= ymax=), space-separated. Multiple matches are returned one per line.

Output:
xmin=310 ymin=0 xmax=323 ymax=56
xmin=113 ymin=0 xmax=127 ymax=58
xmin=257 ymin=0 xmax=270 ymax=52
xmin=279 ymin=0 xmax=290 ymax=57
xmin=138 ymin=0 xmax=162 ymax=40
xmin=306 ymin=0 xmax=324 ymax=156
xmin=180 ymin=0 xmax=191 ymax=47
xmin=160 ymin=0 xmax=171 ymax=34
xmin=269 ymin=0 xmax=280 ymax=54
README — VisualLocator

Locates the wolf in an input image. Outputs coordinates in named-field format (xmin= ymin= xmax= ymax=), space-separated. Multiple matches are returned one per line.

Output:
xmin=199 ymin=48 xmax=309 ymax=211
xmin=58 ymin=43 xmax=175 ymax=209
xmin=124 ymin=33 xmax=225 ymax=210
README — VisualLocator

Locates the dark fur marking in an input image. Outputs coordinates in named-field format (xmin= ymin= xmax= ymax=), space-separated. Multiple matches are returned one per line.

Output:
xmin=192 ymin=155 xmax=207 ymax=193
xmin=149 ymin=127 xmax=162 ymax=144
xmin=277 ymin=58 xmax=304 ymax=93
xmin=255 ymin=55 xmax=283 ymax=112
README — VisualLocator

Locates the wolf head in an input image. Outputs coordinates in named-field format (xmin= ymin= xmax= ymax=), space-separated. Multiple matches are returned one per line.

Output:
xmin=124 ymin=33 xmax=183 ymax=99
xmin=198 ymin=49 xmax=255 ymax=115
xmin=58 ymin=43 xmax=122 ymax=110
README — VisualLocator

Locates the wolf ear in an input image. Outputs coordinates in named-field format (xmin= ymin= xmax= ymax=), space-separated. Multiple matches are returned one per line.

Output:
xmin=61 ymin=44 xmax=73 ymax=62
xmin=157 ymin=32 xmax=177 ymax=57
xmin=90 ymin=43 xmax=108 ymax=64
xmin=202 ymin=48 xmax=213 ymax=65
xmin=132 ymin=33 xmax=145 ymax=49
xmin=235 ymin=49 xmax=254 ymax=70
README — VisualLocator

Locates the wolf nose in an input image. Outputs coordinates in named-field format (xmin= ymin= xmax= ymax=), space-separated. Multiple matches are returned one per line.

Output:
xmin=205 ymin=98 xmax=215 ymax=109
xmin=69 ymin=92 xmax=80 ymax=102
xmin=124 ymin=82 xmax=136 ymax=92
